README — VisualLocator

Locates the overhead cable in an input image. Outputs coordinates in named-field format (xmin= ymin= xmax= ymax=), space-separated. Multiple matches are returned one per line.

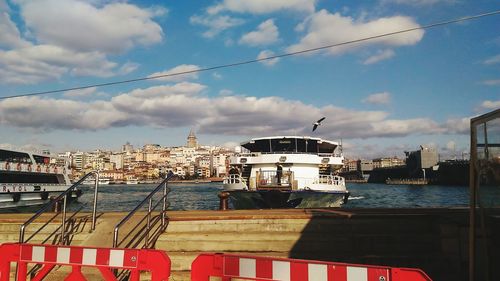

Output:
xmin=1 ymin=10 xmax=499 ymax=100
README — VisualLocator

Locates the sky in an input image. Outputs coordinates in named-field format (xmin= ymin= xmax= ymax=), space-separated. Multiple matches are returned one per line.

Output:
xmin=0 ymin=0 xmax=499 ymax=159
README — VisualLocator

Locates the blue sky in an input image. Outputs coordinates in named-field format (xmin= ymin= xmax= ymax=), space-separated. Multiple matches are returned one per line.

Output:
xmin=0 ymin=0 xmax=499 ymax=159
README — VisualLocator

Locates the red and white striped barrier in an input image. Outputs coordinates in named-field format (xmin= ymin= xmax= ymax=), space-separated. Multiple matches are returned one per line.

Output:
xmin=191 ymin=253 xmax=432 ymax=281
xmin=0 ymin=243 xmax=171 ymax=281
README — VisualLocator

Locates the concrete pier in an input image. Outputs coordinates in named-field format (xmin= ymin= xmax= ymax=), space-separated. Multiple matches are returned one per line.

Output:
xmin=0 ymin=208 xmax=498 ymax=281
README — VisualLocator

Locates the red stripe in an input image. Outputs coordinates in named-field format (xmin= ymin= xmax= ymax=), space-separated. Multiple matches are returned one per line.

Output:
xmin=329 ymin=264 xmax=346 ymax=281
xmin=44 ymin=246 xmax=57 ymax=262
xmin=291 ymin=261 xmax=308 ymax=281
xmin=20 ymin=244 xmax=32 ymax=261
xmin=368 ymin=268 xmax=389 ymax=281
xmin=256 ymin=258 xmax=273 ymax=279
xmin=224 ymin=256 xmax=239 ymax=276
xmin=123 ymin=249 xmax=139 ymax=268
xmin=96 ymin=248 xmax=110 ymax=266
xmin=69 ymin=247 xmax=83 ymax=264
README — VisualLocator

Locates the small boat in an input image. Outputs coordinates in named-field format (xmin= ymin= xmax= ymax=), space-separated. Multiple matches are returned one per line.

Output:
xmin=0 ymin=148 xmax=81 ymax=210
xmin=98 ymin=178 xmax=111 ymax=185
xmin=126 ymin=178 xmax=139 ymax=185
xmin=223 ymin=136 xmax=349 ymax=209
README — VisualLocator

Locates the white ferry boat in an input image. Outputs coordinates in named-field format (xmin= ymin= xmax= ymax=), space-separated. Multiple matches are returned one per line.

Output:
xmin=98 ymin=178 xmax=111 ymax=185
xmin=126 ymin=178 xmax=139 ymax=185
xmin=0 ymin=149 xmax=81 ymax=209
xmin=223 ymin=136 xmax=349 ymax=209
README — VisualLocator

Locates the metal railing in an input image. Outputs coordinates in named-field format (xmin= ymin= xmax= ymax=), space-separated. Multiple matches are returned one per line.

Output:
xmin=256 ymin=170 xmax=292 ymax=188
xmin=314 ymin=175 xmax=345 ymax=186
xmin=19 ymin=171 xmax=101 ymax=245
xmin=113 ymin=171 xmax=174 ymax=249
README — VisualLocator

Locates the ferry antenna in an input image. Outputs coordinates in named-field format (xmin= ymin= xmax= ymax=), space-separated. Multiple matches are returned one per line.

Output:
xmin=1 ymin=10 xmax=499 ymax=101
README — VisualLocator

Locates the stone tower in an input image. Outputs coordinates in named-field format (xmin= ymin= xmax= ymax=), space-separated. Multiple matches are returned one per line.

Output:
xmin=187 ymin=129 xmax=198 ymax=148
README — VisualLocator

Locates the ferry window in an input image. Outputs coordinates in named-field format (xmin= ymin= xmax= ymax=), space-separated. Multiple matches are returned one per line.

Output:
xmin=294 ymin=139 xmax=318 ymax=153
xmin=0 ymin=171 xmax=60 ymax=183
xmin=271 ymin=139 xmax=295 ymax=152
xmin=33 ymin=155 xmax=51 ymax=164
xmin=307 ymin=139 xmax=318 ymax=153
xmin=0 ymin=149 xmax=32 ymax=163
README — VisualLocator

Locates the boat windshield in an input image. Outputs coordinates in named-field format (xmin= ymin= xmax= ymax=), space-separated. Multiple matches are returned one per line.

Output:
xmin=242 ymin=138 xmax=337 ymax=154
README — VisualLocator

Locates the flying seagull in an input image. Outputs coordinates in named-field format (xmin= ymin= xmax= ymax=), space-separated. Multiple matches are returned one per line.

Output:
xmin=312 ymin=117 xmax=326 ymax=132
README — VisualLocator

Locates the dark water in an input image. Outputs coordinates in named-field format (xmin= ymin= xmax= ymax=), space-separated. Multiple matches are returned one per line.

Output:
xmin=69 ymin=182 xmax=470 ymax=212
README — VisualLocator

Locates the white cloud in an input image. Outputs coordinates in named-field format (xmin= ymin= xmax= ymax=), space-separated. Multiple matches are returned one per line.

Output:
xmin=17 ymin=0 xmax=164 ymax=53
xmin=257 ymin=50 xmax=280 ymax=66
xmin=148 ymin=64 xmax=202 ymax=82
xmin=0 ymin=82 xmax=471 ymax=140
xmin=381 ymin=0 xmax=458 ymax=6
xmin=287 ymin=10 xmax=424 ymax=56
xmin=481 ymin=79 xmax=500 ymax=86
xmin=483 ymin=54 xmax=500 ymax=65
xmin=478 ymin=100 xmax=500 ymax=111
xmin=219 ymin=89 xmax=234 ymax=96
xmin=212 ymin=72 xmax=223 ymax=80
xmin=0 ymin=45 xmax=118 ymax=84
xmin=0 ymin=96 xmax=126 ymax=130
xmin=118 ymin=62 xmax=140 ymax=75
xmin=444 ymin=118 xmax=469 ymax=134
xmin=0 ymin=11 xmax=31 ymax=49
xmin=207 ymin=0 xmax=316 ymax=15
xmin=190 ymin=14 xmax=244 ymax=38
xmin=239 ymin=19 xmax=279 ymax=46
xmin=363 ymin=49 xmax=395 ymax=64
xmin=0 ymin=1 xmax=165 ymax=84
xmin=362 ymin=92 xmax=391 ymax=105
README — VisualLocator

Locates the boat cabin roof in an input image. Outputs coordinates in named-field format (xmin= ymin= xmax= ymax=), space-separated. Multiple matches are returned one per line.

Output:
xmin=241 ymin=136 xmax=339 ymax=154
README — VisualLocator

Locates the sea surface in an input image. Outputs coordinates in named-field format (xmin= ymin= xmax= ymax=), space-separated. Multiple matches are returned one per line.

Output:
xmin=68 ymin=182 xmax=471 ymax=212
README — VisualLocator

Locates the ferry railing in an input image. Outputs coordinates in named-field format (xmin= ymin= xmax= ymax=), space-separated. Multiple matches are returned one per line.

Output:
xmin=256 ymin=170 xmax=293 ymax=188
xmin=113 ymin=171 xmax=174 ymax=249
xmin=19 ymin=171 xmax=101 ymax=245
xmin=314 ymin=175 xmax=345 ymax=186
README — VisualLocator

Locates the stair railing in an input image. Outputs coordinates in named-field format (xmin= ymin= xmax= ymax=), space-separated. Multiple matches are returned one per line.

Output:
xmin=113 ymin=171 xmax=174 ymax=249
xmin=19 ymin=171 xmax=101 ymax=245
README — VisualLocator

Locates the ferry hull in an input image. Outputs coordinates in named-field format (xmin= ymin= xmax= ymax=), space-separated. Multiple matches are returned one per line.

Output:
xmin=227 ymin=190 xmax=349 ymax=209
xmin=0 ymin=189 xmax=81 ymax=210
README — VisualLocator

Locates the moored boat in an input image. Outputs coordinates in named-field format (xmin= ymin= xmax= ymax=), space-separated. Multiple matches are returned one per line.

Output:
xmin=126 ymin=178 xmax=139 ymax=185
xmin=0 ymin=149 xmax=81 ymax=210
xmin=223 ymin=136 xmax=349 ymax=209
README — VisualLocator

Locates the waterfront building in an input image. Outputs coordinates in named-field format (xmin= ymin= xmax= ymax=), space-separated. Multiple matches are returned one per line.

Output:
xmin=372 ymin=157 xmax=404 ymax=169
xmin=71 ymin=151 xmax=86 ymax=171
xmin=360 ymin=159 xmax=374 ymax=172
xmin=405 ymin=146 xmax=439 ymax=177
xmin=110 ymin=153 xmax=124 ymax=170
xmin=100 ymin=170 xmax=124 ymax=182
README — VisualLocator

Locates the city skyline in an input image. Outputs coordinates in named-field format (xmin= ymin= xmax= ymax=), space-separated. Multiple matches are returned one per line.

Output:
xmin=0 ymin=0 xmax=499 ymax=159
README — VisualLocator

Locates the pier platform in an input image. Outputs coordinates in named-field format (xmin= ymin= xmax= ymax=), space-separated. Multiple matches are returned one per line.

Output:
xmin=0 ymin=208 xmax=498 ymax=281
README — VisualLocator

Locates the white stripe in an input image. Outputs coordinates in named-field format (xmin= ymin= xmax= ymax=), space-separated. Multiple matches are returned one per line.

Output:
xmin=109 ymin=250 xmax=124 ymax=267
xmin=57 ymin=247 xmax=70 ymax=264
xmin=32 ymin=246 xmax=45 ymax=262
xmin=239 ymin=258 xmax=256 ymax=278
xmin=308 ymin=264 xmax=327 ymax=281
xmin=273 ymin=261 xmax=290 ymax=281
xmin=347 ymin=266 xmax=367 ymax=281
xmin=82 ymin=248 xmax=97 ymax=265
